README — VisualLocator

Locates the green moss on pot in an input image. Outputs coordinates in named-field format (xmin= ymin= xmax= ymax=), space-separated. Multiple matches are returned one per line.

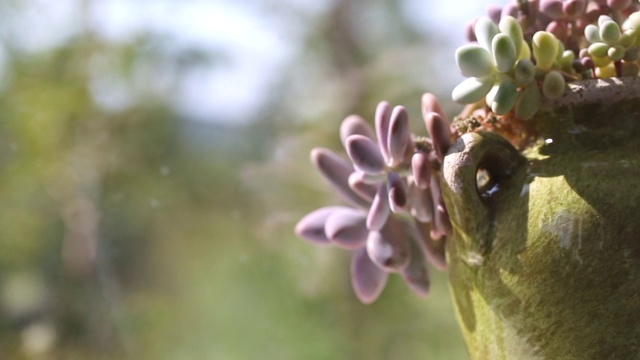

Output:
xmin=441 ymin=79 xmax=640 ymax=359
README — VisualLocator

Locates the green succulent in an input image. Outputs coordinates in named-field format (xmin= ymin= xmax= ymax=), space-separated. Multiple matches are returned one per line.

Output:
xmin=452 ymin=17 xmax=568 ymax=120
xmin=583 ymin=14 xmax=640 ymax=78
xmin=532 ymin=31 xmax=559 ymax=71
xmin=450 ymin=8 xmax=640 ymax=123
xmin=542 ymin=71 xmax=565 ymax=99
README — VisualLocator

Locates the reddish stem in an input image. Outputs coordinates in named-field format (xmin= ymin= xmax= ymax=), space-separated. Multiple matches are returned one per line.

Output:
xmin=614 ymin=60 xmax=623 ymax=77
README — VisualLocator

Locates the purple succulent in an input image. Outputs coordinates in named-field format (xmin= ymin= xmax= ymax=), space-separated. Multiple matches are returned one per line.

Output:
xmin=295 ymin=95 xmax=453 ymax=303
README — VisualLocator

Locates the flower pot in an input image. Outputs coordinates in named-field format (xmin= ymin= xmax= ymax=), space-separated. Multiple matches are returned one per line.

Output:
xmin=441 ymin=78 xmax=640 ymax=359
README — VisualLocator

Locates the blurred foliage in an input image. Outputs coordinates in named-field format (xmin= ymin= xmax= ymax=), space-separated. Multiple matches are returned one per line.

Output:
xmin=0 ymin=0 xmax=467 ymax=359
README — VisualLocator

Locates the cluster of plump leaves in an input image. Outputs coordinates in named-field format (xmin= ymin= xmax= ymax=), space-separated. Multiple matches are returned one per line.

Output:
xmin=296 ymin=0 xmax=640 ymax=306
xmin=453 ymin=16 xmax=568 ymax=120
xmin=295 ymin=96 xmax=453 ymax=304
xmin=581 ymin=13 xmax=640 ymax=77
xmin=484 ymin=0 xmax=639 ymax=44
xmin=455 ymin=1 xmax=640 ymax=121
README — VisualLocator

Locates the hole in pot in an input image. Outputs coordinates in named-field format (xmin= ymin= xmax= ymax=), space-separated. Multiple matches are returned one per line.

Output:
xmin=475 ymin=150 xmax=520 ymax=202
xmin=476 ymin=167 xmax=499 ymax=199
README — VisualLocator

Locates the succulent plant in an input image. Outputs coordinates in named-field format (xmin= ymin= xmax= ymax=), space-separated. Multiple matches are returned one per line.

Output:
xmin=455 ymin=1 xmax=640 ymax=122
xmin=295 ymin=98 xmax=453 ymax=303
xmin=295 ymin=0 xmax=640 ymax=304
xmin=455 ymin=17 xmax=569 ymax=119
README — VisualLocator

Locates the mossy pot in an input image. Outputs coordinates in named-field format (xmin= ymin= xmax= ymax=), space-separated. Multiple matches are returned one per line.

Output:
xmin=441 ymin=78 xmax=640 ymax=359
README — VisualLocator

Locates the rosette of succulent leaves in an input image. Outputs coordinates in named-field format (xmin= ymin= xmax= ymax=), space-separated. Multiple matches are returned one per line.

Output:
xmin=454 ymin=0 xmax=640 ymax=142
xmin=295 ymin=0 xmax=640 ymax=304
xmin=295 ymin=96 xmax=453 ymax=304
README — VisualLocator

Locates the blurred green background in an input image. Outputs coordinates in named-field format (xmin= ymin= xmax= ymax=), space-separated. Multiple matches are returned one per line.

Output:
xmin=0 ymin=0 xmax=496 ymax=359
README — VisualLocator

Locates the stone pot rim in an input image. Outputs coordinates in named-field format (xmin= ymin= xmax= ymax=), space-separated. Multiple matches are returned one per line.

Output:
xmin=540 ymin=76 xmax=640 ymax=111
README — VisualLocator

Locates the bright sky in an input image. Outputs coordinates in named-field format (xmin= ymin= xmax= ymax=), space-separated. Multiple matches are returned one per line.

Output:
xmin=5 ymin=0 xmax=502 ymax=124
xmin=89 ymin=0 xmax=300 ymax=123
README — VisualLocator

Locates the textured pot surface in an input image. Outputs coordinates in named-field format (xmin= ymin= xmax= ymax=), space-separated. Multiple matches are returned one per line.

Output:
xmin=442 ymin=79 xmax=640 ymax=359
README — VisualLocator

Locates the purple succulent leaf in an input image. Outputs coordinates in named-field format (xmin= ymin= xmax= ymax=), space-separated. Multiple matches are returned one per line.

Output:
xmin=579 ymin=48 xmax=589 ymax=59
xmin=366 ymin=184 xmax=390 ymax=231
xmin=436 ymin=199 xmax=453 ymax=236
xmin=539 ymin=0 xmax=564 ymax=19
xmin=325 ymin=208 xmax=368 ymax=249
xmin=430 ymin=173 xmax=452 ymax=236
xmin=528 ymin=0 xmax=541 ymax=18
xmin=387 ymin=106 xmax=411 ymax=167
xmin=374 ymin=101 xmax=392 ymax=164
xmin=340 ymin=114 xmax=376 ymax=149
xmin=487 ymin=4 xmax=502 ymax=24
xmin=386 ymin=171 xmax=407 ymax=213
xmin=346 ymin=134 xmax=386 ymax=175
xmin=430 ymin=228 xmax=444 ymax=241
xmin=410 ymin=185 xmax=434 ymax=223
xmin=428 ymin=151 xmax=440 ymax=170
xmin=295 ymin=206 xmax=350 ymax=245
xmin=349 ymin=170 xmax=385 ymax=185
xmin=585 ymin=1 xmax=603 ymax=18
xmin=465 ymin=19 xmax=478 ymax=42
xmin=411 ymin=152 xmax=431 ymax=190
xmin=429 ymin=175 xmax=445 ymax=239
xmin=366 ymin=217 xmax=411 ymax=272
xmin=421 ymin=93 xmax=449 ymax=124
xmin=348 ymin=171 xmax=378 ymax=202
xmin=311 ymin=148 xmax=369 ymax=209
xmin=581 ymin=57 xmax=594 ymax=70
xmin=351 ymin=247 xmax=388 ymax=304
xmin=411 ymin=220 xmax=447 ymax=271
xmin=607 ymin=0 xmax=631 ymax=10
xmin=501 ymin=3 xmax=518 ymax=18
xmin=401 ymin=235 xmax=431 ymax=297
xmin=425 ymin=112 xmax=451 ymax=162
xmin=546 ymin=21 xmax=567 ymax=42
xmin=563 ymin=0 xmax=586 ymax=17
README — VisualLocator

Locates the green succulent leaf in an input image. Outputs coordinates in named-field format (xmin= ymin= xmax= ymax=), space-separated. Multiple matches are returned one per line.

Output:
xmin=455 ymin=44 xmax=494 ymax=77
xmin=608 ymin=45 xmax=625 ymax=61
xmin=475 ymin=17 xmax=499 ymax=52
xmin=585 ymin=24 xmax=602 ymax=44
xmin=498 ymin=16 xmax=523 ymax=57
xmin=484 ymin=85 xmax=499 ymax=108
xmin=452 ymin=75 xmax=495 ymax=104
xmin=598 ymin=15 xmax=614 ymax=27
xmin=592 ymin=55 xmax=612 ymax=67
xmin=588 ymin=42 xmax=609 ymax=58
xmin=559 ymin=50 xmax=575 ymax=71
xmin=518 ymin=39 xmax=531 ymax=60
xmin=514 ymin=58 xmax=536 ymax=85
xmin=515 ymin=83 xmax=541 ymax=120
xmin=555 ymin=41 xmax=565 ymax=62
xmin=491 ymin=78 xmax=518 ymax=115
xmin=596 ymin=64 xmax=616 ymax=77
xmin=619 ymin=29 xmax=636 ymax=48
xmin=600 ymin=20 xmax=621 ymax=45
xmin=542 ymin=71 xmax=565 ymax=99
xmin=628 ymin=12 xmax=640 ymax=30
xmin=492 ymin=33 xmax=517 ymax=73
xmin=532 ymin=31 xmax=559 ymax=71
